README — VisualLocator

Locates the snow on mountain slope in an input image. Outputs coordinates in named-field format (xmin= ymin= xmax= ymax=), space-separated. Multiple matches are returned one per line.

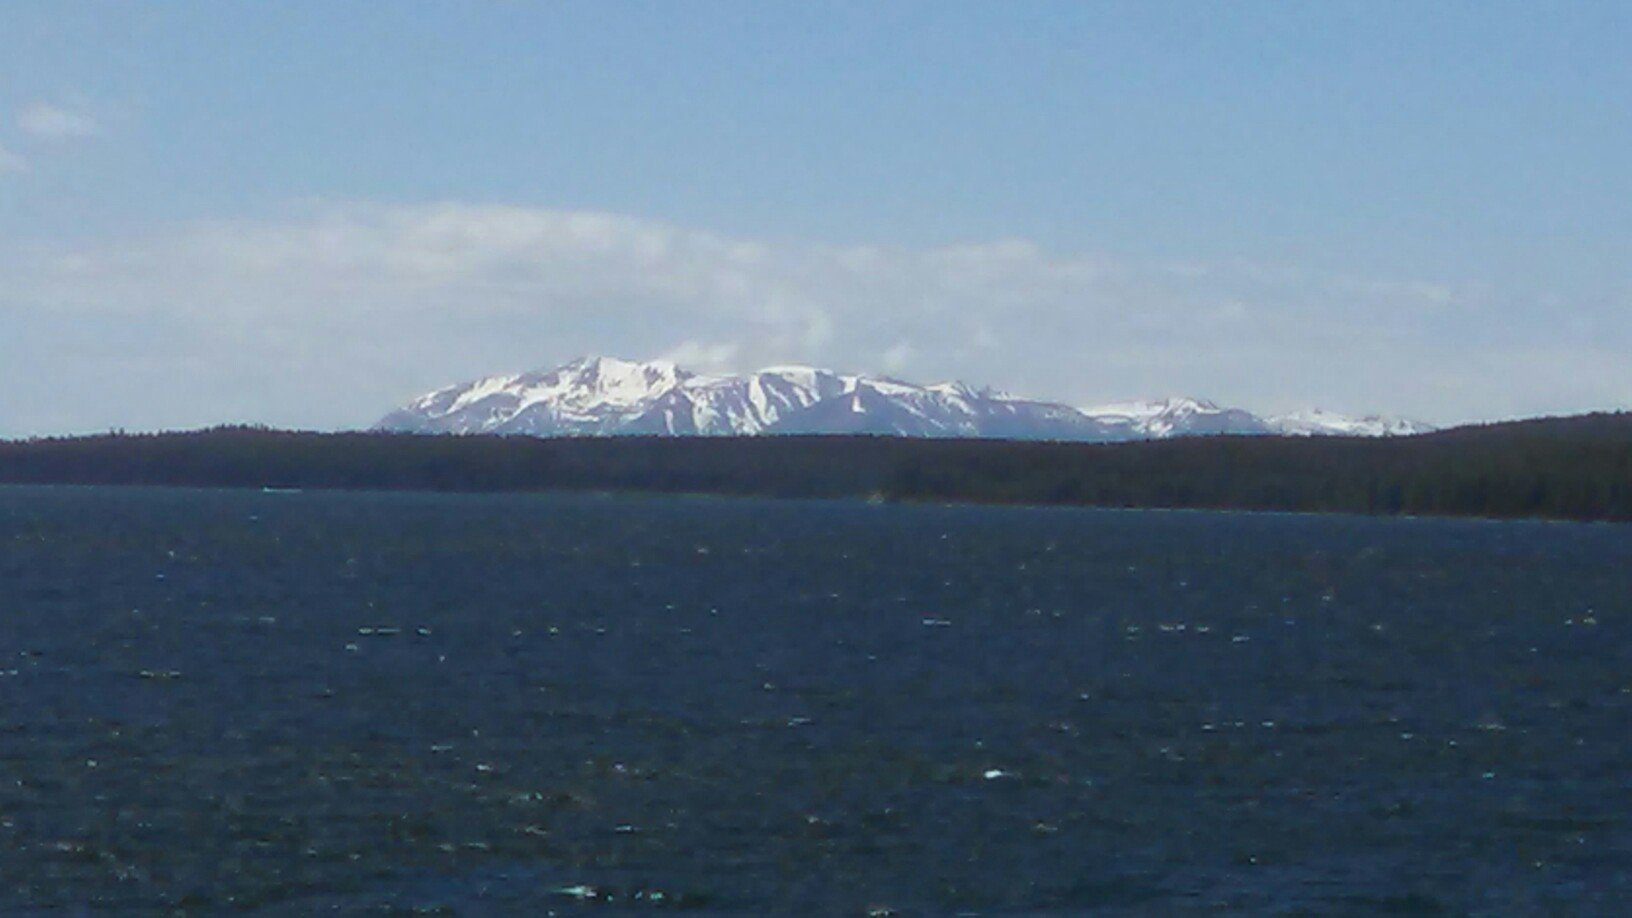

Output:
xmin=760 ymin=378 xmax=1128 ymax=439
xmin=616 ymin=366 xmax=855 ymax=435
xmin=1265 ymin=408 xmax=1436 ymax=437
xmin=379 ymin=357 xmax=1433 ymax=441
xmin=1079 ymin=397 xmax=1273 ymax=438
xmin=378 ymin=356 xmax=692 ymax=436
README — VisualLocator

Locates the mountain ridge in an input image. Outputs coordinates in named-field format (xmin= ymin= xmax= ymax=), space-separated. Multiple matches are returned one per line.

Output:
xmin=378 ymin=356 xmax=1436 ymax=441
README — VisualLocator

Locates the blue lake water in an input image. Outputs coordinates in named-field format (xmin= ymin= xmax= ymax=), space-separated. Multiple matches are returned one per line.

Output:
xmin=2 ymin=485 xmax=1630 ymax=913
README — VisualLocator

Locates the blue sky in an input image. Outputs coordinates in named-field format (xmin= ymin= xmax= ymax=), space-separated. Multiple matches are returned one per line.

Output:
xmin=1 ymin=1 xmax=1629 ymax=434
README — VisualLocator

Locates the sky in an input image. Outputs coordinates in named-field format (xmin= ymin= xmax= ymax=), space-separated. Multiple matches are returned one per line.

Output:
xmin=1 ymin=0 xmax=1629 ymax=436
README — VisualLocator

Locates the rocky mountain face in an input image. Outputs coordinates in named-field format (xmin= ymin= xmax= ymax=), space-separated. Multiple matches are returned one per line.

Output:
xmin=378 ymin=356 xmax=1434 ymax=441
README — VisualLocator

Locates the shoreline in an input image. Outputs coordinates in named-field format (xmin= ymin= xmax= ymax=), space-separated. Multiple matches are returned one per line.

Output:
xmin=3 ymin=420 xmax=1630 ymax=525
xmin=1 ymin=478 xmax=1622 ymax=527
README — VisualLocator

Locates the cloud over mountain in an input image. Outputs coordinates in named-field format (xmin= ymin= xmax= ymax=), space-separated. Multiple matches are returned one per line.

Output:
xmin=0 ymin=202 xmax=1622 ymax=436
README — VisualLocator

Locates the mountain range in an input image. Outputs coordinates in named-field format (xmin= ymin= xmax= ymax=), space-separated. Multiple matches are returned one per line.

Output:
xmin=377 ymin=356 xmax=1434 ymax=441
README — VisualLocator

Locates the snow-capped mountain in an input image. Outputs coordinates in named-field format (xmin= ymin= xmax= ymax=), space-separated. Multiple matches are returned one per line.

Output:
xmin=1079 ymin=397 xmax=1275 ymax=438
xmin=378 ymin=357 xmax=1432 ymax=441
xmin=1077 ymin=398 xmax=1436 ymax=438
xmin=1263 ymin=408 xmax=1436 ymax=438
xmin=378 ymin=357 xmax=695 ymax=436
xmin=380 ymin=356 xmax=1133 ymax=440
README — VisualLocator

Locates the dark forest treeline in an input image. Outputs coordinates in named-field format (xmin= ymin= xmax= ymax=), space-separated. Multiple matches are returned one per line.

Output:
xmin=2 ymin=413 xmax=1631 ymax=522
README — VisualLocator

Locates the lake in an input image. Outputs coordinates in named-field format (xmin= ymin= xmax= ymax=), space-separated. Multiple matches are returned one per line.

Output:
xmin=2 ymin=485 xmax=1630 ymax=913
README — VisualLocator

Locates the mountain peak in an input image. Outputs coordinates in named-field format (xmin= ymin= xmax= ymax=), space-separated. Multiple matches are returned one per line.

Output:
xmin=561 ymin=355 xmax=685 ymax=381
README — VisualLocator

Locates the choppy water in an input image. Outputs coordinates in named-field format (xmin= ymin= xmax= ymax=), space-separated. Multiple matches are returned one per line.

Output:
xmin=2 ymin=485 xmax=1631 ymax=914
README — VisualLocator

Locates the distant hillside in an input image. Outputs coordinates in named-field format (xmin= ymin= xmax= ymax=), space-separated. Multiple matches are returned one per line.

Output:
xmin=1 ymin=412 xmax=1630 ymax=522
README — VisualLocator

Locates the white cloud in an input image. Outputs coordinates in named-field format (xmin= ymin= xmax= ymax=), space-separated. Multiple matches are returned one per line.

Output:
xmin=0 ymin=144 xmax=25 ymax=174
xmin=660 ymin=340 xmax=739 ymax=372
xmin=1 ymin=201 xmax=1625 ymax=436
xmin=18 ymin=102 xmax=100 ymax=140
xmin=881 ymin=341 xmax=916 ymax=373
